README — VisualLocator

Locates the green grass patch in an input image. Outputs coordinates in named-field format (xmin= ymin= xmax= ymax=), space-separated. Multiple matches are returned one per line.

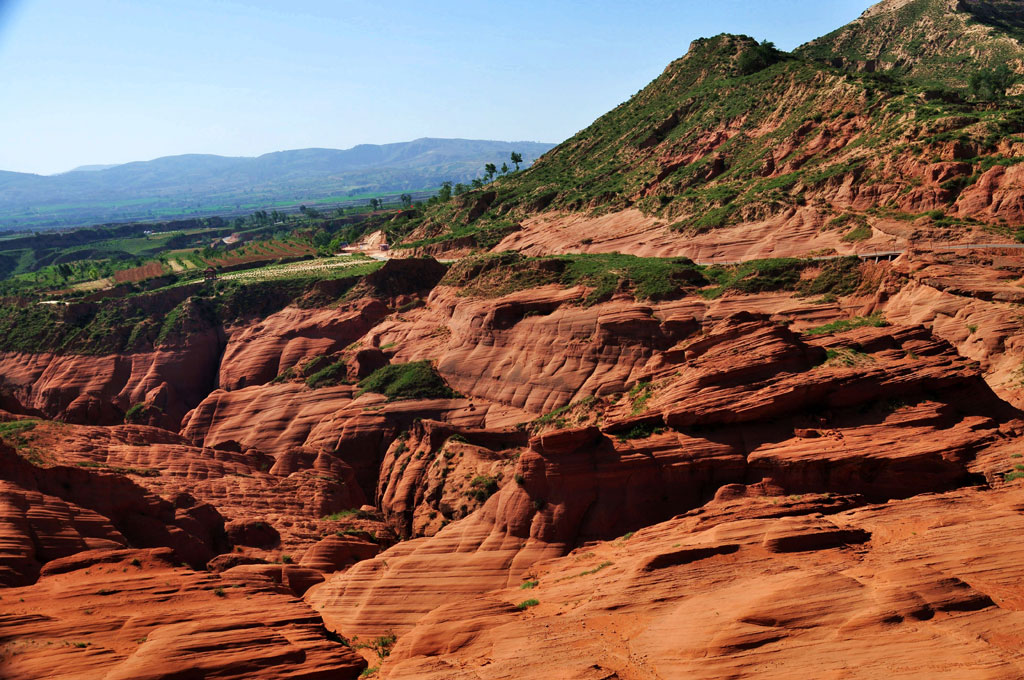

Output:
xmin=75 ymin=461 xmax=161 ymax=477
xmin=616 ymin=422 xmax=666 ymax=441
xmin=305 ymin=361 xmax=349 ymax=389
xmin=444 ymin=252 xmax=705 ymax=305
xmin=357 ymin=361 xmax=459 ymax=401
xmin=467 ymin=475 xmax=499 ymax=502
xmin=628 ymin=381 xmax=653 ymax=415
xmin=700 ymin=258 xmax=803 ymax=299
xmin=804 ymin=313 xmax=887 ymax=336
xmin=322 ymin=508 xmax=373 ymax=521
xmin=0 ymin=420 xmax=39 ymax=438
xmin=516 ymin=598 xmax=540 ymax=610
xmin=579 ymin=561 xmax=613 ymax=577
xmin=841 ymin=225 xmax=872 ymax=242
xmin=822 ymin=347 xmax=875 ymax=368
xmin=532 ymin=396 xmax=597 ymax=430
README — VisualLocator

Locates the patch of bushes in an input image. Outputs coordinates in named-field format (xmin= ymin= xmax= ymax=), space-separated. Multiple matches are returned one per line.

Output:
xmin=615 ymin=422 xmax=666 ymax=441
xmin=822 ymin=347 xmax=875 ymax=367
xmin=516 ymin=599 xmax=540 ymax=610
xmin=353 ymin=633 xmax=397 ymax=659
xmin=123 ymin=402 xmax=161 ymax=424
xmin=305 ymin=361 xmax=349 ymax=389
xmin=737 ymin=40 xmax=786 ymax=75
xmin=75 ymin=461 xmax=161 ymax=477
xmin=357 ymin=361 xmax=459 ymax=401
xmin=803 ymin=313 xmax=887 ymax=336
xmin=841 ymin=225 xmax=872 ymax=242
xmin=271 ymin=366 xmax=295 ymax=384
xmin=701 ymin=258 xmax=803 ymax=299
xmin=444 ymin=252 xmax=706 ymax=305
xmin=797 ymin=257 xmax=863 ymax=297
xmin=467 ymin=475 xmax=499 ymax=502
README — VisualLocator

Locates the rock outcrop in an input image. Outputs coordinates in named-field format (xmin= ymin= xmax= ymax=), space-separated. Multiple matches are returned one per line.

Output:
xmin=0 ymin=332 xmax=221 ymax=429
xmin=379 ymin=483 xmax=1024 ymax=679
xmin=0 ymin=438 xmax=227 ymax=585
xmin=0 ymin=547 xmax=366 ymax=679
xmin=307 ymin=313 xmax=1019 ymax=642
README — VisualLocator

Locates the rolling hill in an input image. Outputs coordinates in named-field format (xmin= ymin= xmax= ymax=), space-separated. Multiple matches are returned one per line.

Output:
xmin=384 ymin=0 xmax=1024 ymax=262
xmin=0 ymin=138 xmax=553 ymax=230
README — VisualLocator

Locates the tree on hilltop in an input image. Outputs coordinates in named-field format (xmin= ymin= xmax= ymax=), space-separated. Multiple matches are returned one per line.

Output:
xmin=738 ymin=40 xmax=783 ymax=76
xmin=438 ymin=181 xmax=453 ymax=202
xmin=510 ymin=151 xmax=523 ymax=171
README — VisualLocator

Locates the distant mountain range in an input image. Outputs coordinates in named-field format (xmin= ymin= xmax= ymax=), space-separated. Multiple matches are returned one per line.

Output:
xmin=0 ymin=138 xmax=554 ymax=230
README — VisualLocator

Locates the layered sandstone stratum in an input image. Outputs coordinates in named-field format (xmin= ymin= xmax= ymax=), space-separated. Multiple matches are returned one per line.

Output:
xmin=6 ymin=0 xmax=1024 ymax=677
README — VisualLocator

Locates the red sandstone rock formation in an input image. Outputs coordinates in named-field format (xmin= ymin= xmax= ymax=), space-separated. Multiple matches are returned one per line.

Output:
xmin=5 ymin=421 xmax=390 ymax=563
xmin=0 ymin=547 xmax=366 ymax=679
xmin=306 ymin=314 xmax=1019 ymax=645
xmin=378 ymin=483 xmax=1024 ymax=679
xmin=0 ymin=332 xmax=221 ymax=429
xmin=0 ymin=439 xmax=227 ymax=584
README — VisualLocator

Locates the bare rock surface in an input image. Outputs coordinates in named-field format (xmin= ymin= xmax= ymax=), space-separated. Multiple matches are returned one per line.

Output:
xmin=0 ymin=547 xmax=366 ymax=679
xmin=307 ymin=313 xmax=1019 ymax=645
xmin=377 ymin=483 xmax=1024 ymax=679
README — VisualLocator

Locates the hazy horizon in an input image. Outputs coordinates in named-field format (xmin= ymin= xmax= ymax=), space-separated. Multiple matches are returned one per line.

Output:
xmin=48 ymin=137 xmax=558 ymax=177
xmin=0 ymin=0 xmax=875 ymax=175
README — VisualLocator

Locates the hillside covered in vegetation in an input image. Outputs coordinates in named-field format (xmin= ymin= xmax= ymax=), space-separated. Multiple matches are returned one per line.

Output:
xmin=381 ymin=0 xmax=1024 ymax=257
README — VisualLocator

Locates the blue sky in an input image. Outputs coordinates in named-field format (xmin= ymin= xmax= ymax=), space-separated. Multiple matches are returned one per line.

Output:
xmin=0 ymin=0 xmax=874 ymax=175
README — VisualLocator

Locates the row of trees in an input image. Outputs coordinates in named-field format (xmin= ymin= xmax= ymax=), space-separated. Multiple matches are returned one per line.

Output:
xmin=369 ymin=194 xmax=413 ymax=212
xmin=370 ymin=151 xmax=527 ymax=211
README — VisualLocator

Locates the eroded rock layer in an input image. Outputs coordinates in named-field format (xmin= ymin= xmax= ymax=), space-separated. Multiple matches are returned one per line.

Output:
xmin=379 ymin=483 xmax=1024 ymax=679
xmin=0 ymin=547 xmax=366 ymax=679
xmin=307 ymin=313 xmax=1022 ymax=643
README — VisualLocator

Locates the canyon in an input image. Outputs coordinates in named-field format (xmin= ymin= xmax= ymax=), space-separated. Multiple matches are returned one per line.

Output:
xmin=5 ymin=0 xmax=1024 ymax=677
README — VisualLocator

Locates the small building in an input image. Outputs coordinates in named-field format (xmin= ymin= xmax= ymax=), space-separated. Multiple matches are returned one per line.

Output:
xmin=204 ymin=267 xmax=218 ymax=281
xmin=379 ymin=244 xmax=390 ymax=251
